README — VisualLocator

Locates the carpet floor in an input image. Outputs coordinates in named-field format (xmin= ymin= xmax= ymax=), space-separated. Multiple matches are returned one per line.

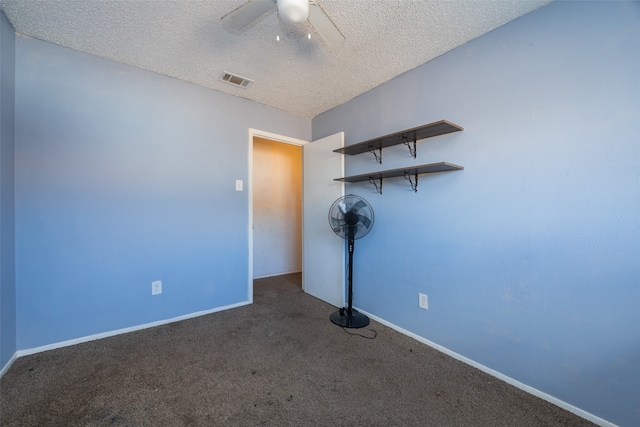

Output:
xmin=1 ymin=273 xmax=596 ymax=426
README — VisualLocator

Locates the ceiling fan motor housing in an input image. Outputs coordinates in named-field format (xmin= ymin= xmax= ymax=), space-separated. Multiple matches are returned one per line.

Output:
xmin=277 ymin=0 xmax=310 ymax=23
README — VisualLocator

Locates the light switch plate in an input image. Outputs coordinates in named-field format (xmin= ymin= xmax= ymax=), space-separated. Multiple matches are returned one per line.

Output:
xmin=236 ymin=180 xmax=243 ymax=191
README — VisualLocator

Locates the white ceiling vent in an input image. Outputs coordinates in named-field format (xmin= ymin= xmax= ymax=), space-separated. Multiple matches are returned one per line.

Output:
xmin=220 ymin=72 xmax=253 ymax=88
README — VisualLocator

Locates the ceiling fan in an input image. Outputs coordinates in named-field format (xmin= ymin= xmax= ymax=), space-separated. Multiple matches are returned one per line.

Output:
xmin=221 ymin=0 xmax=345 ymax=50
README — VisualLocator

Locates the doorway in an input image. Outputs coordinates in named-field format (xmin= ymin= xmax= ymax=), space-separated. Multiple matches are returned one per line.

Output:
xmin=252 ymin=137 xmax=303 ymax=279
xmin=247 ymin=129 xmax=344 ymax=307
xmin=247 ymin=129 xmax=308 ymax=303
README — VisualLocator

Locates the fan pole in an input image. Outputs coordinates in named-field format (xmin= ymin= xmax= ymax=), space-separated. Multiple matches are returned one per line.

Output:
xmin=346 ymin=238 xmax=355 ymax=317
xmin=330 ymin=233 xmax=370 ymax=328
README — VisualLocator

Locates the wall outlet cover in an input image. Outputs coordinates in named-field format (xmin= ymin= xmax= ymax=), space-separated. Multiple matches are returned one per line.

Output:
xmin=419 ymin=293 xmax=428 ymax=310
xmin=152 ymin=280 xmax=162 ymax=295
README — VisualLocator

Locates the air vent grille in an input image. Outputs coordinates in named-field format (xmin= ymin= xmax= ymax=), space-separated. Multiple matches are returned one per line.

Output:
xmin=220 ymin=72 xmax=253 ymax=88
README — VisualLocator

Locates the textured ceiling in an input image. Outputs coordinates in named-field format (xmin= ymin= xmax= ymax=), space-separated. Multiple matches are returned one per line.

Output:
xmin=0 ymin=0 xmax=552 ymax=118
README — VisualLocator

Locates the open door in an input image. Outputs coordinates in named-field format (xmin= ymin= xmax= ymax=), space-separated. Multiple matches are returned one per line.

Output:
xmin=302 ymin=132 xmax=345 ymax=308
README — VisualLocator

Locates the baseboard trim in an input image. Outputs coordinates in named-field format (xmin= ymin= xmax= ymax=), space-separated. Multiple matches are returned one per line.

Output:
xmin=253 ymin=270 xmax=302 ymax=280
xmin=355 ymin=307 xmax=617 ymax=427
xmin=5 ymin=300 xmax=617 ymax=427
xmin=15 ymin=300 xmax=251 ymax=358
xmin=0 ymin=352 xmax=17 ymax=378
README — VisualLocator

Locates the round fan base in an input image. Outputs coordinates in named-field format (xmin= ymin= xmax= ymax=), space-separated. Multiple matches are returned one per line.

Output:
xmin=330 ymin=309 xmax=370 ymax=328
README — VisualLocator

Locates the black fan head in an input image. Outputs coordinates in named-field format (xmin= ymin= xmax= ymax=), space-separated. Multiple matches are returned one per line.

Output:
xmin=328 ymin=194 xmax=374 ymax=240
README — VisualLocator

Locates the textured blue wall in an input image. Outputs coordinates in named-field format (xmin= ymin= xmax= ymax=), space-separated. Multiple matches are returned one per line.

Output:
xmin=14 ymin=36 xmax=310 ymax=350
xmin=0 ymin=11 xmax=16 ymax=372
xmin=313 ymin=2 xmax=640 ymax=426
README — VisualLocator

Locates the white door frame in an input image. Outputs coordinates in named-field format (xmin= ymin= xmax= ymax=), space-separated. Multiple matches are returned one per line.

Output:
xmin=247 ymin=128 xmax=308 ymax=303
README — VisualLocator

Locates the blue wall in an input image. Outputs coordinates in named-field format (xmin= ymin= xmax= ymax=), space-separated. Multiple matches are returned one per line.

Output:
xmin=0 ymin=11 xmax=16 ymax=372
xmin=14 ymin=36 xmax=310 ymax=350
xmin=313 ymin=2 xmax=640 ymax=426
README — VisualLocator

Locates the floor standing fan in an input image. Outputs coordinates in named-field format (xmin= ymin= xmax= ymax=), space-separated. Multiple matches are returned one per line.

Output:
xmin=328 ymin=194 xmax=375 ymax=328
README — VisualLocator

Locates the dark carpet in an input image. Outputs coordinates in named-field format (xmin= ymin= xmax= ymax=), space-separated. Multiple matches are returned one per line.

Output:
xmin=1 ymin=273 xmax=595 ymax=426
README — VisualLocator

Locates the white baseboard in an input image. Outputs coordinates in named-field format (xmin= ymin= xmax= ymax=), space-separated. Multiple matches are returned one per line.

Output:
xmin=15 ymin=300 xmax=251 ymax=358
xmin=0 ymin=351 xmax=17 ymax=378
xmin=253 ymin=270 xmax=302 ymax=280
xmin=2 ymin=300 xmax=617 ymax=427
xmin=355 ymin=307 xmax=617 ymax=427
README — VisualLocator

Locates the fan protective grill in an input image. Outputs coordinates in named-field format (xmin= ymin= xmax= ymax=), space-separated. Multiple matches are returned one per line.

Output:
xmin=328 ymin=194 xmax=374 ymax=240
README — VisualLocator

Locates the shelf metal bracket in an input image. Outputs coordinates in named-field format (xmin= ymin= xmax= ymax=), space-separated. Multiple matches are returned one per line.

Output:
xmin=368 ymin=176 xmax=383 ymax=195
xmin=368 ymin=144 xmax=382 ymax=164
xmin=402 ymin=135 xmax=417 ymax=158
xmin=403 ymin=171 xmax=419 ymax=193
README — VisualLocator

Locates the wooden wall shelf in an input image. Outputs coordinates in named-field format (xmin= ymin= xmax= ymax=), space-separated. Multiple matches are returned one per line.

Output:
xmin=334 ymin=162 xmax=463 ymax=194
xmin=333 ymin=120 xmax=463 ymax=163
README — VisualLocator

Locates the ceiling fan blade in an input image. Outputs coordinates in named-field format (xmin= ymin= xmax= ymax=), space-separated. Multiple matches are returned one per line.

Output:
xmin=308 ymin=0 xmax=345 ymax=50
xmin=221 ymin=0 xmax=277 ymax=30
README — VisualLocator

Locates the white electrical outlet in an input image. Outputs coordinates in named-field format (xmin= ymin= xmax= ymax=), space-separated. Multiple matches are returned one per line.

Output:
xmin=235 ymin=180 xmax=243 ymax=191
xmin=419 ymin=293 xmax=428 ymax=310
xmin=152 ymin=280 xmax=162 ymax=295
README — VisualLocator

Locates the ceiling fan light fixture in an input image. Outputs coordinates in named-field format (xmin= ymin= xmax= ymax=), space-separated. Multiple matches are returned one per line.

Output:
xmin=277 ymin=0 xmax=309 ymax=23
